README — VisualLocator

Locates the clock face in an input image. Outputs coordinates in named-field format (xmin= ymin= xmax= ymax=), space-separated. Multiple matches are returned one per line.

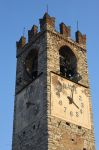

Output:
xmin=51 ymin=72 xmax=91 ymax=129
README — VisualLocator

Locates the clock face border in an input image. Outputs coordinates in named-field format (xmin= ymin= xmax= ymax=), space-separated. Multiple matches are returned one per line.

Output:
xmin=50 ymin=72 xmax=91 ymax=129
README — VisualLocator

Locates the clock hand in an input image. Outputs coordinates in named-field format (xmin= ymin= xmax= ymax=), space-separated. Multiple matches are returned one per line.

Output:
xmin=67 ymin=96 xmax=79 ymax=109
xmin=67 ymin=85 xmax=75 ymax=104
xmin=67 ymin=96 xmax=73 ymax=104
xmin=71 ymin=89 xmax=74 ymax=102
xmin=70 ymin=85 xmax=79 ymax=109
xmin=71 ymin=85 xmax=75 ymax=100
xmin=72 ymin=100 xmax=79 ymax=109
xmin=26 ymin=101 xmax=35 ymax=108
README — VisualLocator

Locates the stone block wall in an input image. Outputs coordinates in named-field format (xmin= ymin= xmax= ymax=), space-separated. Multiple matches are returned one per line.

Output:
xmin=12 ymin=31 xmax=49 ymax=150
xmin=12 ymin=13 xmax=95 ymax=150
xmin=46 ymin=28 xmax=95 ymax=150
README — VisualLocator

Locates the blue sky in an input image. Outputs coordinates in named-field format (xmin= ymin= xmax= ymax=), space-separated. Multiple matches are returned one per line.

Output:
xmin=0 ymin=0 xmax=99 ymax=149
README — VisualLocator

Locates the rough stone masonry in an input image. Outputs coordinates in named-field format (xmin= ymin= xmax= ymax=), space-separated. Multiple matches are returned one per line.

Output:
xmin=12 ymin=13 xmax=96 ymax=150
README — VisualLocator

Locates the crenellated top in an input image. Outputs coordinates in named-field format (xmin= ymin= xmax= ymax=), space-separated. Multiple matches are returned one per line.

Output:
xmin=16 ymin=36 xmax=26 ymax=49
xmin=75 ymin=31 xmax=86 ymax=46
xmin=39 ymin=13 xmax=55 ymax=31
xmin=16 ymin=13 xmax=86 ymax=53
xmin=28 ymin=25 xmax=38 ymax=42
xmin=60 ymin=23 xmax=71 ymax=38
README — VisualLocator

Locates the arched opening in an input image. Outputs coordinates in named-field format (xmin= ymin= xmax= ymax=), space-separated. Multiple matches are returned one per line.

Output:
xmin=25 ymin=49 xmax=38 ymax=79
xmin=59 ymin=46 xmax=77 ymax=80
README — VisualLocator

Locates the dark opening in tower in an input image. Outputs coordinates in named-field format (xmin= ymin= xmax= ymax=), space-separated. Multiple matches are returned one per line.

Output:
xmin=25 ymin=49 xmax=38 ymax=79
xmin=59 ymin=46 xmax=77 ymax=80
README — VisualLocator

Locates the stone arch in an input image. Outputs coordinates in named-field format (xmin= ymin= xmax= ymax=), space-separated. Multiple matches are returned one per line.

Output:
xmin=58 ymin=42 xmax=79 ymax=60
xmin=25 ymin=48 xmax=38 ymax=79
xmin=59 ymin=45 xmax=77 ymax=79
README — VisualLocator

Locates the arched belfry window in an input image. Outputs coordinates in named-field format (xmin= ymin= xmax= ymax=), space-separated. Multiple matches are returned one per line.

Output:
xmin=25 ymin=49 xmax=38 ymax=79
xmin=59 ymin=46 xmax=77 ymax=80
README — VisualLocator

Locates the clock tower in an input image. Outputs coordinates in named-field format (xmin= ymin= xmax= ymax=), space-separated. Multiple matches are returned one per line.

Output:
xmin=12 ymin=13 xmax=96 ymax=150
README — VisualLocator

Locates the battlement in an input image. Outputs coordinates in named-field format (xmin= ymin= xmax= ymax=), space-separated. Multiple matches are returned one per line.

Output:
xmin=75 ymin=30 xmax=86 ymax=45
xmin=60 ymin=23 xmax=71 ymax=37
xmin=16 ymin=36 xmax=26 ymax=49
xmin=16 ymin=13 xmax=86 ymax=52
xmin=39 ymin=13 xmax=55 ymax=31
xmin=28 ymin=25 xmax=38 ymax=42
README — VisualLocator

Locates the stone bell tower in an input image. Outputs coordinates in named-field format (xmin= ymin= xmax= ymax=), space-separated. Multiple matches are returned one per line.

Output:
xmin=12 ymin=13 xmax=95 ymax=150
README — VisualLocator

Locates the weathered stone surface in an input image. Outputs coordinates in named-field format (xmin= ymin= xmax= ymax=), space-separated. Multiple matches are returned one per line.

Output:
xmin=12 ymin=13 xmax=95 ymax=150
